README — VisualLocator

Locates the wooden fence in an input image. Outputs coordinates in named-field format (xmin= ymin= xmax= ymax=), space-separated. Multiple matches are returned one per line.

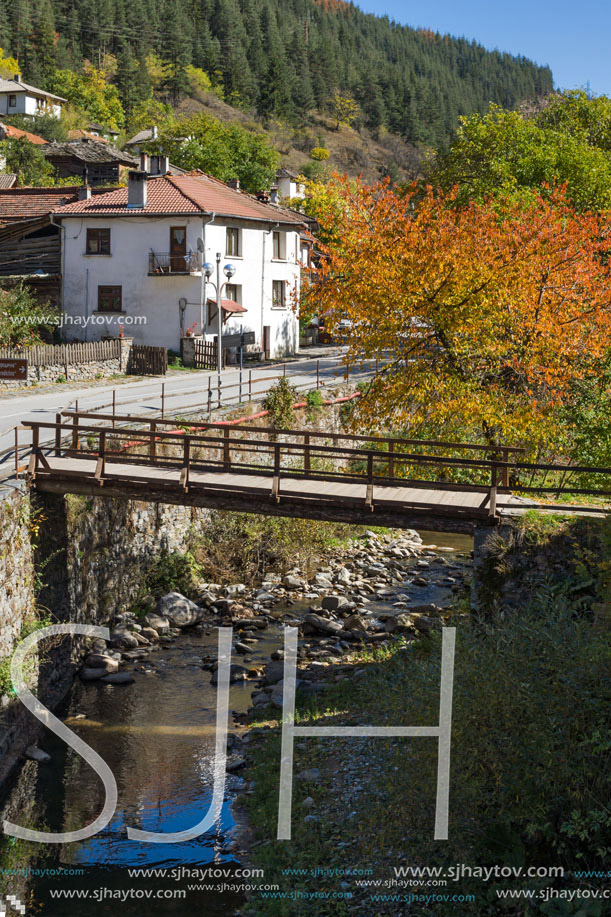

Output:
xmin=128 ymin=344 xmax=168 ymax=376
xmin=193 ymin=338 xmax=225 ymax=370
xmin=0 ymin=339 xmax=121 ymax=367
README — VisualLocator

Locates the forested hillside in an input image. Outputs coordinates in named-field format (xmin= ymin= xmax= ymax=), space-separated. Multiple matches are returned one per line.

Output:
xmin=0 ymin=0 xmax=552 ymax=146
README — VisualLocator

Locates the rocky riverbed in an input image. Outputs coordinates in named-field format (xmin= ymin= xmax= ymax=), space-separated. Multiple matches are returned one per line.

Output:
xmin=11 ymin=529 xmax=471 ymax=915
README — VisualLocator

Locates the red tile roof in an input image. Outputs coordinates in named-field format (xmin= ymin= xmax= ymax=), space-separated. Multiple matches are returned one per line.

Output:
xmin=54 ymin=173 xmax=306 ymax=225
xmin=0 ymin=121 xmax=47 ymax=144
xmin=0 ymin=186 xmax=82 ymax=222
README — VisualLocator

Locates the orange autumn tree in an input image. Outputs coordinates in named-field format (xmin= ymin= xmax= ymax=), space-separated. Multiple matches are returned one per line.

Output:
xmin=307 ymin=178 xmax=611 ymax=451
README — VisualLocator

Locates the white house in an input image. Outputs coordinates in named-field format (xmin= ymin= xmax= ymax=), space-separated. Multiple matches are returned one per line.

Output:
xmin=276 ymin=168 xmax=305 ymax=201
xmin=0 ymin=77 xmax=65 ymax=118
xmin=54 ymin=171 xmax=306 ymax=358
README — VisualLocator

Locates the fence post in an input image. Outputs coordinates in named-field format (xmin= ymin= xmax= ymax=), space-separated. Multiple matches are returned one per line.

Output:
xmin=223 ymin=427 xmax=231 ymax=469
xmin=112 ymin=389 xmax=116 ymax=426
xmin=95 ymin=430 xmax=106 ymax=484
xmin=149 ymin=421 xmax=157 ymax=461
xmin=283 ymin=362 xmax=286 ymax=377
xmin=14 ymin=426 xmax=19 ymax=479
xmin=366 ymin=451 xmax=374 ymax=509
xmin=161 ymin=382 xmax=165 ymax=417
xmin=55 ymin=413 xmax=62 ymax=457
xmin=239 ymin=367 xmax=242 ymax=405
xmin=376 ymin=354 xmax=379 ymax=376
xmin=388 ymin=440 xmax=395 ymax=479
xmin=71 ymin=413 xmax=79 ymax=451
xmin=180 ymin=436 xmax=190 ymax=491
xmin=501 ymin=449 xmax=509 ymax=488
xmin=208 ymin=380 xmax=212 ymax=419
xmin=28 ymin=425 xmax=39 ymax=477
xmin=316 ymin=359 xmax=320 ymax=389
xmin=217 ymin=374 xmax=222 ymax=409
xmin=304 ymin=433 xmax=311 ymax=475
xmin=489 ymin=464 xmax=498 ymax=517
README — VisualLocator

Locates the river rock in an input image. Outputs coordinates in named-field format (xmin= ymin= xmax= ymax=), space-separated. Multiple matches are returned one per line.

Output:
xmin=140 ymin=627 xmax=159 ymax=642
xmin=234 ymin=642 xmax=252 ymax=655
xmin=210 ymin=664 xmax=249 ymax=685
xmin=101 ymin=672 xmax=135 ymax=685
xmin=226 ymin=584 xmax=246 ymax=597
xmin=144 ymin=613 xmax=170 ymax=636
xmin=226 ymin=756 xmax=247 ymax=771
xmin=80 ymin=667 xmax=110 ymax=681
xmin=85 ymin=654 xmax=119 ymax=672
xmin=26 ymin=745 xmax=51 ymax=763
xmin=283 ymin=574 xmax=304 ymax=589
xmin=109 ymin=631 xmax=139 ymax=649
xmin=321 ymin=595 xmax=351 ymax=612
xmin=262 ymin=661 xmax=285 ymax=685
xmin=343 ymin=614 xmax=369 ymax=633
xmin=156 ymin=592 xmax=203 ymax=628
xmin=304 ymin=613 xmax=343 ymax=635
xmin=297 ymin=768 xmax=321 ymax=782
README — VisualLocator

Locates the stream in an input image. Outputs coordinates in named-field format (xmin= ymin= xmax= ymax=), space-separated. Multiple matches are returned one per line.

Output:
xmin=0 ymin=531 xmax=472 ymax=915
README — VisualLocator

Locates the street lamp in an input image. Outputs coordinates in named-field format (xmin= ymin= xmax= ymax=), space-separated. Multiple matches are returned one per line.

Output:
xmin=202 ymin=260 xmax=213 ymax=334
xmin=203 ymin=253 xmax=237 ymax=406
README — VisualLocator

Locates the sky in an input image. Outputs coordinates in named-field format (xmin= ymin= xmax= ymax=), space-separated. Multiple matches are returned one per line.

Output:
xmin=360 ymin=0 xmax=611 ymax=96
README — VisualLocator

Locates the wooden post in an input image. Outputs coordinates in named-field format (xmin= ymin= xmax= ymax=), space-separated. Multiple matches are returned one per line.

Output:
xmin=180 ymin=435 xmax=190 ymax=491
xmin=283 ymin=362 xmax=286 ymax=377
xmin=149 ymin=421 xmax=157 ymax=461
xmin=28 ymin=425 xmax=39 ymax=477
xmin=112 ymin=389 xmax=116 ymax=424
xmin=388 ymin=440 xmax=395 ymax=479
xmin=249 ymin=369 xmax=252 ymax=400
xmin=14 ymin=426 xmax=19 ymax=479
xmin=94 ymin=430 xmax=106 ymax=484
xmin=271 ymin=442 xmax=281 ymax=502
xmin=316 ymin=359 xmax=320 ymax=389
xmin=55 ymin=413 xmax=62 ymax=457
xmin=489 ymin=463 xmax=498 ymax=517
xmin=366 ymin=451 xmax=374 ymax=509
xmin=239 ymin=367 xmax=242 ymax=404
xmin=161 ymin=382 xmax=165 ymax=417
xmin=223 ymin=427 xmax=231 ymax=469
xmin=71 ymin=413 xmax=79 ymax=451
xmin=376 ymin=354 xmax=379 ymax=376
xmin=501 ymin=449 xmax=509 ymax=487
xmin=304 ymin=433 xmax=311 ymax=475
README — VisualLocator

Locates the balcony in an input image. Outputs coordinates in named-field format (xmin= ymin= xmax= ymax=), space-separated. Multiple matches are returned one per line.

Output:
xmin=148 ymin=251 xmax=200 ymax=275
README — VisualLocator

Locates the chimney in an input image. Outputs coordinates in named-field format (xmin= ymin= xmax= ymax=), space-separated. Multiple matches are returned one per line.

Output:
xmin=256 ymin=190 xmax=270 ymax=203
xmin=127 ymin=170 xmax=148 ymax=209
xmin=140 ymin=151 xmax=149 ymax=172
xmin=158 ymin=155 xmax=169 ymax=175
xmin=13 ymin=74 xmax=20 ymax=82
xmin=270 ymin=186 xmax=279 ymax=205
xmin=227 ymin=178 xmax=240 ymax=192
xmin=78 ymin=184 xmax=92 ymax=200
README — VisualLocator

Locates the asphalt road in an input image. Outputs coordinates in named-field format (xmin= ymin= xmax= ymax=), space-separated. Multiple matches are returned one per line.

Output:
xmin=0 ymin=348 xmax=374 ymax=475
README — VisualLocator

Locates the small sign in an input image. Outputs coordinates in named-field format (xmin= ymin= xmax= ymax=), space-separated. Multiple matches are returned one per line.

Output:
xmin=220 ymin=331 xmax=256 ymax=348
xmin=0 ymin=358 xmax=28 ymax=381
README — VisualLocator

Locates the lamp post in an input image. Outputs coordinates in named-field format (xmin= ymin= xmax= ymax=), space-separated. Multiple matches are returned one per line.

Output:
xmin=203 ymin=253 xmax=236 ymax=407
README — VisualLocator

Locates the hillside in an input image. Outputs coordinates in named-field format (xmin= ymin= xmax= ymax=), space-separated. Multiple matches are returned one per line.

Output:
xmin=0 ymin=0 xmax=553 ymax=151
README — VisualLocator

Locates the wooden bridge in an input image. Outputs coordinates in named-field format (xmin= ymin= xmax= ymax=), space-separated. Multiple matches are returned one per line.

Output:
xmin=22 ymin=413 xmax=610 ymax=533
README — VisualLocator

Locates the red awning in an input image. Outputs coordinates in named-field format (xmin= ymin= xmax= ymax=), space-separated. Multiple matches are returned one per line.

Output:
xmin=207 ymin=297 xmax=247 ymax=314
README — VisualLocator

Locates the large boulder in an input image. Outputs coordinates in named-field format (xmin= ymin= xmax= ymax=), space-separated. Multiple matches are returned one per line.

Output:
xmin=156 ymin=592 xmax=203 ymax=628
xmin=84 ymin=654 xmax=119 ymax=673
xmin=321 ymin=595 xmax=352 ymax=613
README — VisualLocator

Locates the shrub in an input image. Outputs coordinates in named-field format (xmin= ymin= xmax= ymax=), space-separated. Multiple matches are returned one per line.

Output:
xmin=264 ymin=377 xmax=297 ymax=430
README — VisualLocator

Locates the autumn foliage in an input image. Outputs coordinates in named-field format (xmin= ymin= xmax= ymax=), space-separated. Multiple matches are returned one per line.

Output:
xmin=307 ymin=178 xmax=611 ymax=449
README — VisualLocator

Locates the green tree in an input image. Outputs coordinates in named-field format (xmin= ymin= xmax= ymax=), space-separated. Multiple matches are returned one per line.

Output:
xmin=1 ymin=137 xmax=54 ymax=185
xmin=154 ymin=113 xmax=279 ymax=192
xmin=428 ymin=103 xmax=611 ymax=211
xmin=49 ymin=65 xmax=125 ymax=129
xmin=330 ymin=91 xmax=359 ymax=129
xmin=0 ymin=282 xmax=51 ymax=346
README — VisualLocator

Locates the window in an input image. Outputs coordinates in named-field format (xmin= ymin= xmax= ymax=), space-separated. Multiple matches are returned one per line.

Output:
xmin=8 ymin=95 xmax=16 ymax=108
xmin=272 ymin=231 xmax=286 ymax=260
xmin=225 ymin=283 xmax=242 ymax=304
xmin=97 ymin=285 xmax=122 ymax=313
xmin=300 ymin=243 xmax=310 ymax=268
xmin=272 ymin=280 xmax=286 ymax=308
xmin=86 ymin=228 xmax=111 ymax=255
xmin=226 ymin=227 xmax=241 ymax=257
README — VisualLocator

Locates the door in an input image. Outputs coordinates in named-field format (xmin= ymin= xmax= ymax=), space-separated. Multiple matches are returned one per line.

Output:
xmin=170 ymin=226 xmax=186 ymax=272
xmin=263 ymin=325 xmax=271 ymax=359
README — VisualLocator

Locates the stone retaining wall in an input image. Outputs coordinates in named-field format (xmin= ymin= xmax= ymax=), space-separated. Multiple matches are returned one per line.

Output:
xmin=0 ymin=337 xmax=134 ymax=389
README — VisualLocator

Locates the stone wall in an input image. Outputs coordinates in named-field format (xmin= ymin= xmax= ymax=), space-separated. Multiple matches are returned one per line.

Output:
xmin=0 ymin=485 xmax=208 ymax=783
xmin=0 ymin=337 xmax=133 ymax=389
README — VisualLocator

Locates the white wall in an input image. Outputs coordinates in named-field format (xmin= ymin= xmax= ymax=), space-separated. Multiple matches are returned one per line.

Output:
xmin=61 ymin=214 xmax=300 ymax=357
xmin=0 ymin=93 xmax=61 ymax=117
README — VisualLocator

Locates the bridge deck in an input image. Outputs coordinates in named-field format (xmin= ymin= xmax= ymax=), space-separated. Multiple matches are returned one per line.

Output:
xmin=31 ymin=454 xmax=522 ymax=532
